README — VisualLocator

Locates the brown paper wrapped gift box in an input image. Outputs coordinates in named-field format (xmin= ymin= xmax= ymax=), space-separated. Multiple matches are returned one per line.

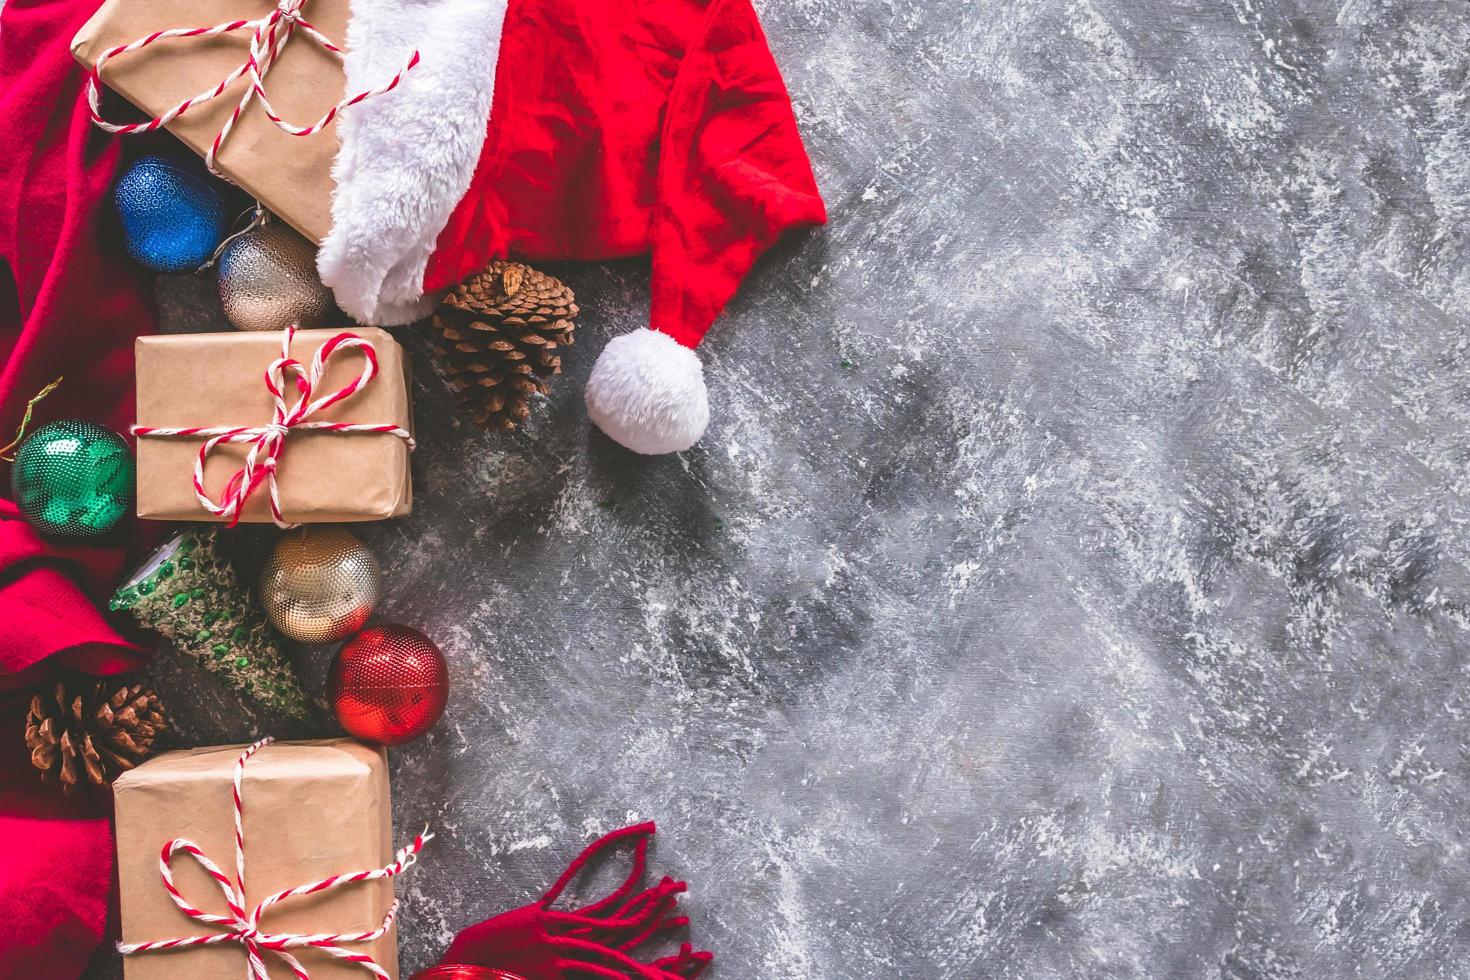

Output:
xmin=114 ymin=739 xmax=399 ymax=980
xmin=134 ymin=328 xmax=412 ymax=523
xmin=72 ymin=0 xmax=348 ymax=243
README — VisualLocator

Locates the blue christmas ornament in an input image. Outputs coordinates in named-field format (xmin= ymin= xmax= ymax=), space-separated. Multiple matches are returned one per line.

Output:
xmin=113 ymin=155 xmax=228 ymax=273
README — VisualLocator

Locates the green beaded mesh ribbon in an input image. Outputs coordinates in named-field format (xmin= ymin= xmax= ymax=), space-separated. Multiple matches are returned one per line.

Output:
xmin=111 ymin=529 xmax=310 ymax=718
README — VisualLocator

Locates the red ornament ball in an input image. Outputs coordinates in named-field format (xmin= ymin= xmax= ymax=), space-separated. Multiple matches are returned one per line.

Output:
xmin=328 ymin=625 xmax=449 ymax=745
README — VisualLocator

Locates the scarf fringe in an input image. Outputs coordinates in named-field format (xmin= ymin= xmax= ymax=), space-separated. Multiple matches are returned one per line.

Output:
xmin=540 ymin=823 xmax=712 ymax=979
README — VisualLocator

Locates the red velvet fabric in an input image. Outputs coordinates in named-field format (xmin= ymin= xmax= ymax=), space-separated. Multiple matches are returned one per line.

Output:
xmin=0 ymin=0 xmax=156 ymax=975
xmin=425 ymin=0 xmax=826 ymax=348
xmin=0 ymin=2 xmax=151 ymax=432
xmin=435 ymin=823 xmax=712 ymax=980
xmin=0 ymin=501 xmax=145 ymax=690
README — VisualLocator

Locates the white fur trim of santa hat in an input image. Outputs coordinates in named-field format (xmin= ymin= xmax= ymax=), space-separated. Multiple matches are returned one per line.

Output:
xmin=585 ymin=329 xmax=710 ymax=455
xmin=318 ymin=0 xmax=508 ymax=326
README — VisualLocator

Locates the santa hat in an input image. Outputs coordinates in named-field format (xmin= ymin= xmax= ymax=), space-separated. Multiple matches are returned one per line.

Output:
xmin=315 ymin=0 xmax=826 ymax=454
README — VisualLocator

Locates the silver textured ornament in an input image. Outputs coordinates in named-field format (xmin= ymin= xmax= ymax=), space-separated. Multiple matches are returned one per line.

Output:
xmin=259 ymin=526 xmax=382 ymax=644
xmin=217 ymin=219 xmax=335 ymax=332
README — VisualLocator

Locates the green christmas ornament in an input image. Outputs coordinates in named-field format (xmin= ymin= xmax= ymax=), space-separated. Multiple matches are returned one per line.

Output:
xmin=111 ymin=528 xmax=311 ymax=719
xmin=9 ymin=419 xmax=134 ymax=539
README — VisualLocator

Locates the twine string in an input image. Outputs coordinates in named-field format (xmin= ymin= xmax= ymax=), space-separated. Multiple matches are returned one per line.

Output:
xmin=116 ymin=737 xmax=432 ymax=980
xmin=200 ymin=203 xmax=270 ymax=272
xmin=0 ymin=377 xmax=64 ymax=462
xmin=85 ymin=0 xmax=420 ymax=175
xmin=131 ymin=325 xmax=415 ymax=529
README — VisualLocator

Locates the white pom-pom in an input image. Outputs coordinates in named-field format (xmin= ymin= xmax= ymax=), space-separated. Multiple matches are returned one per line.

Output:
xmin=585 ymin=328 xmax=709 ymax=455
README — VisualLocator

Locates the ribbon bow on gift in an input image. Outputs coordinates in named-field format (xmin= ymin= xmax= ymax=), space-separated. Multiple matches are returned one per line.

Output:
xmin=86 ymin=0 xmax=419 ymax=172
xmin=131 ymin=325 xmax=415 ymax=528
xmin=117 ymin=738 xmax=432 ymax=980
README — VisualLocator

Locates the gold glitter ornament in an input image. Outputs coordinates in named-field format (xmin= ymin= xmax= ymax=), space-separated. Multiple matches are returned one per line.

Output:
xmin=259 ymin=526 xmax=382 ymax=644
xmin=217 ymin=217 xmax=335 ymax=332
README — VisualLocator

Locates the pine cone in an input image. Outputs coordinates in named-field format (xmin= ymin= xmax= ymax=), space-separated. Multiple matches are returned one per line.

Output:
xmin=24 ymin=680 xmax=166 ymax=793
xmin=430 ymin=261 xmax=578 ymax=430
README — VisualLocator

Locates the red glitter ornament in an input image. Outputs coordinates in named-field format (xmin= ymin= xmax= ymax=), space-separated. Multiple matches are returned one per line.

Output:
xmin=411 ymin=969 xmax=528 ymax=980
xmin=328 ymin=625 xmax=449 ymax=745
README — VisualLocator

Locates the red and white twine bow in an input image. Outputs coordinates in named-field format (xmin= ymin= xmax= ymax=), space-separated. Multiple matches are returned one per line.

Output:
xmin=86 ymin=0 xmax=419 ymax=172
xmin=131 ymin=325 xmax=415 ymax=528
xmin=117 ymin=738 xmax=432 ymax=980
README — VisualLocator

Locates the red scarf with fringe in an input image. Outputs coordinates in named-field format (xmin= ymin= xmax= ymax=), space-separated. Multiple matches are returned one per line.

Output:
xmin=427 ymin=823 xmax=712 ymax=980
